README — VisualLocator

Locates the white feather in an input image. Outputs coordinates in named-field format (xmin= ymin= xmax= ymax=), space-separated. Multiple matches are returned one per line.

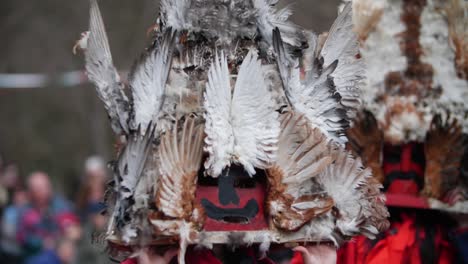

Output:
xmin=253 ymin=0 xmax=303 ymax=47
xmin=204 ymin=50 xmax=279 ymax=177
xmin=203 ymin=52 xmax=234 ymax=177
xmin=121 ymin=225 xmax=137 ymax=243
xmin=322 ymin=4 xmax=364 ymax=117
xmin=317 ymin=151 xmax=373 ymax=236
xmin=130 ymin=30 xmax=176 ymax=133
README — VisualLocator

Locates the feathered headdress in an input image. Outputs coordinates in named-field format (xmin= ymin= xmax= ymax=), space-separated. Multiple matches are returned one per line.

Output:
xmin=76 ymin=0 xmax=388 ymax=262
xmin=348 ymin=0 xmax=468 ymax=144
xmin=346 ymin=0 xmax=467 ymax=205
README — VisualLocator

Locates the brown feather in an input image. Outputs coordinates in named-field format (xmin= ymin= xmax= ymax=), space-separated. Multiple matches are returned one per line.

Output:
xmin=422 ymin=115 xmax=464 ymax=199
xmin=359 ymin=176 xmax=390 ymax=232
xmin=266 ymin=112 xmax=335 ymax=231
xmin=155 ymin=116 xmax=205 ymax=221
xmin=346 ymin=110 xmax=385 ymax=183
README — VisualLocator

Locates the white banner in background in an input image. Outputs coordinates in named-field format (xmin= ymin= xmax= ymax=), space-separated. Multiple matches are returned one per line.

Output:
xmin=0 ymin=71 xmax=89 ymax=88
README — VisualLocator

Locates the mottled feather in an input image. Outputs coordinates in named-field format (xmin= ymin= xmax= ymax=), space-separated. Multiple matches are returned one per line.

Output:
xmin=110 ymin=124 xmax=155 ymax=238
xmin=85 ymin=0 xmax=130 ymax=135
xmin=273 ymin=28 xmax=349 ymax=145
xmin=319 ymin=3 xmax=364 ymax=117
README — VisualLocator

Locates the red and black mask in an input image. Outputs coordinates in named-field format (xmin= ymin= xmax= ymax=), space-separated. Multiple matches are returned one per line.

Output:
xmin=196 ymin=165 xmax=268 ymax=231
xmin=383 ymin=143 xmax=425 ymax=195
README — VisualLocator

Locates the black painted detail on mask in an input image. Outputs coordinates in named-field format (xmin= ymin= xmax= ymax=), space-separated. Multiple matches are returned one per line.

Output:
xmin=218 ymin=168 xmax=240 ymax=206
xmin=201 ymin=198 xmax=259 ymax=224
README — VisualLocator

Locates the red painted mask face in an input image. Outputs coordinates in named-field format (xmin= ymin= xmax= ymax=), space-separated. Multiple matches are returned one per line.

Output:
xmin=383 ymin=143 xmax=425 ymax=195
xmin=195 ymin=165 xmax=268 ymax=231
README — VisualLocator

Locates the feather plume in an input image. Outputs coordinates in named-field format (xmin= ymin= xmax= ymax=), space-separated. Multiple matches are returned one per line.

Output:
xmin=85 ymin=0 xmax=130 ymax=135
xmin=422 ymin=115 xmax=464 ymax=199
xmin=129 ymin=29 xmax=177 ymax=133
xmin=266 ymin=112 xmax=335 ymax=231
xmin=273 ymin=28 xmax=350 ymax=145
xmin=156 ymin=116 xmax=204 ymax=219
xmin=203 ymin=50 xmax=279 ymax=177
xmin=316 ymin=150 xmax=388 ymax=238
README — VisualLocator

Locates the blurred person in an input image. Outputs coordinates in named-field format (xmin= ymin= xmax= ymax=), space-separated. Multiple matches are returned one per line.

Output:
xmin=25 ymin=238 xmax=77 ymax=264
xmin=76 ymin=156 xmax=114 ymax=263
xmin=76 ymin=156 xmax=108 ymax=219
xmin=0 ymin=162 xmax=20 ymax=212
xmin=26 ymin=216 xmax=82 ymax=264
xmin=0 ymin=162 xmax=26 ymax=262
xmin=0 ymin=188 xmax=28 ymax=262
xmin=17 ymin=171 xmax=79 ymax=261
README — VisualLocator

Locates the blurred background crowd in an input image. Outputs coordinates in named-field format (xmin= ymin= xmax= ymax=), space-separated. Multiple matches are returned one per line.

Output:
xmin=0 ymin=156 xmax=112 ymax=264
xmin=0 ymin=0 xmax=340 ymax=263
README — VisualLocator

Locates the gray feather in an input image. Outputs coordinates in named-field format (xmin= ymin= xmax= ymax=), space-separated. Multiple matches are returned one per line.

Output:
xmin=112 ymin=124 xmax=155 ymax=229
xmin=85 ymin=0 xmax=130 ymax=135
xmin=273 ymin=28 xmax=350 ymax=145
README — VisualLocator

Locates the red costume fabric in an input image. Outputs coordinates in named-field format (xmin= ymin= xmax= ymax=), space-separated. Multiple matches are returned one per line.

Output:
xmin=337 ymin=214 xmax=454 ymax=264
